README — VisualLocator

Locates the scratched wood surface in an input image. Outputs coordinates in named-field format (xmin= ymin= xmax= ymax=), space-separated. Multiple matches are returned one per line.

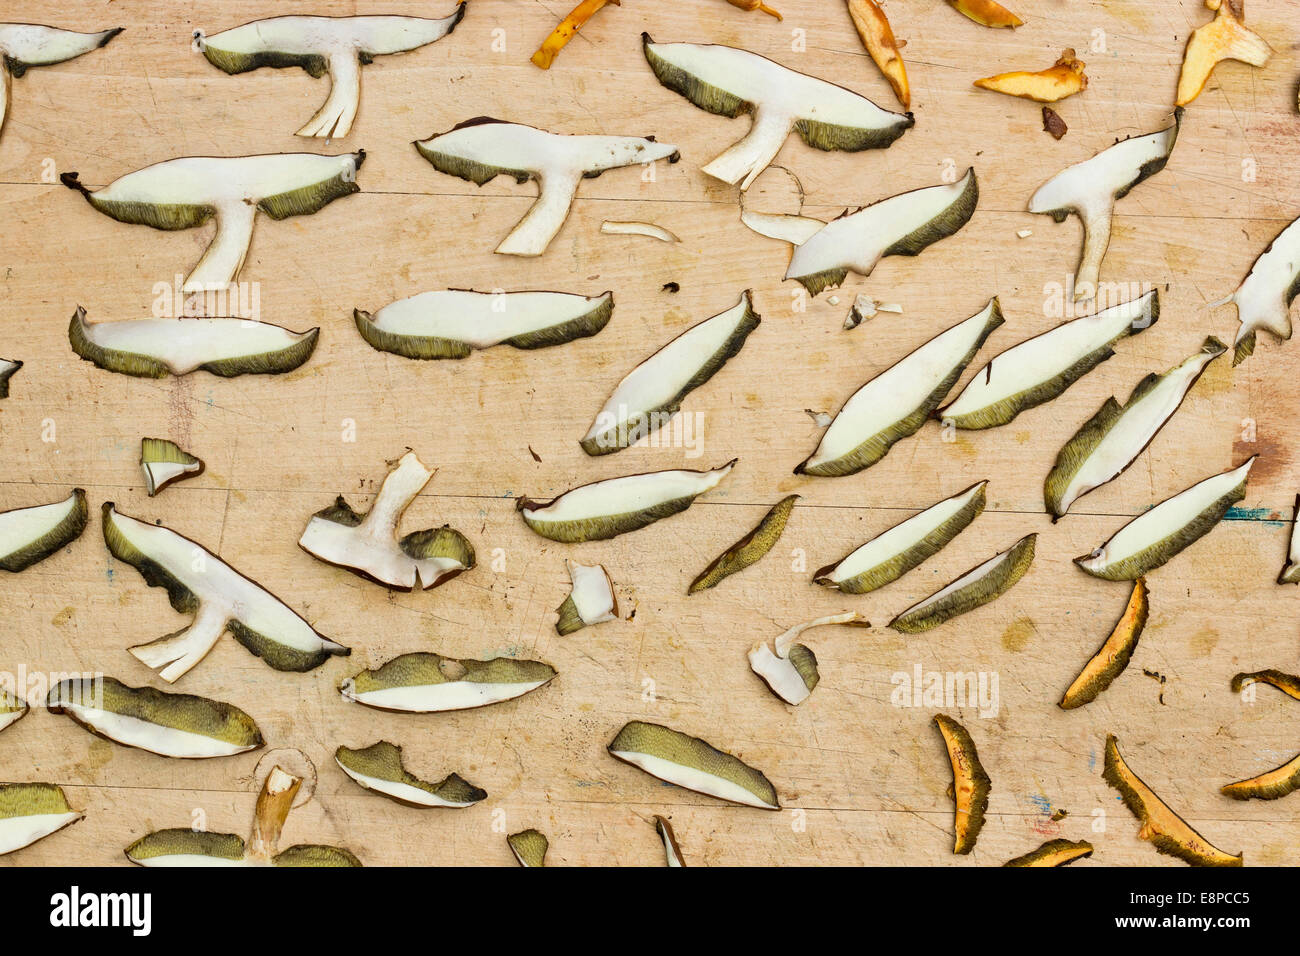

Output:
xmin=1 ymin=0 xmax=1299 ymax=866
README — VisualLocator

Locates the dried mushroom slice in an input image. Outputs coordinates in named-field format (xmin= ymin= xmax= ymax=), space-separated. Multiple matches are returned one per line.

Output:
xmin=1280 ymin=495 xmax=1300 ymax=583
xmin=532 ymin=0 xmax=615 ymax=69
xmin=508 ymin=829 xmax=548 ymax=867
xmin=0 ymin=689 xmax=27 ymax=734
xmin=748 ymin=611 xmax=868 ymax=705
xmin=1213 ymin=212 xmax=1300 ymax=366
xmin=335 ymin=742 xmax=486 ymax=808
xmin=934 ymin=714 xmax=990 ymax=855
xmin=608 ymin=720 xmax=780 ymax=809
xmin=1003 ymin=839 xmax=1093 ymax=867
xmin=846 ymin=0 xmax=909 ymax=108
xmin=555 ymin=560 xmax=618 ymax=635
xmin=0 ymin=357 xmax=20 ymax=397
xmin=1059 ymin=578 xmax=1148 ymax=709
xmin=341 ymin=652 xmax=556 ymax=713
xmin=0 ymin=23 xmax=121 ymax=139
xmin=0 ymin=488 xmax=87 ymax=573
xmin=890 ymin=533 xmax=1036 ymax=633
xmin=690 ymin=494 xmax=797 ymax=594
xmin=1176 ymin=0 xmax=1271 ymax=107
xmin=974 ymin=49 xmax=1087 ymax=102
xmin=141 ymin=438 xmax=203 ymax=496
xmin=946 ymin=0 xmax=1022 ymax=28
xmin=1231 ymin=669 xmax=1300 ymax=701
xmin=654 ymin=815 xmax=686 ymax=866
xmin=0 ymin=783 xmax=83 ymax=856
xmin=1221 ymin=753 xmax=1300 ymax=802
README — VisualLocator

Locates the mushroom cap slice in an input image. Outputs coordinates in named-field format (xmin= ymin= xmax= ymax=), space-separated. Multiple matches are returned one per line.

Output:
xmin=126 ymin=829 xmax=249 ymax=867
xmin=749 ymin=612 xmax=866 ymax=705
xmin=1215 ymin=212 xmax=1300 ymax=366
xmin=890 ymin=533 xmax=1036 ymax=634
xmin=0 ymin=357 xmax=21 ymax=398
xmin=507 ymin=829 xmax=549 ymax=867
xmin=1280 ymin=496 xmax=1300 ymax=584
xmin=0 ymin=689 xmax=27 ymax=735
xmin=141 ymin=438 xmax=204 ymax=496
xmin=934 ymin=714 xmax=990 ymax=854
xmin=1221 ymin=752 xmax=1300 ymax=802
xmin=0 ymin=488 xmax=87 ymax=573
xmin=0 ymin=24 xmax=122 ymax=138
xmin=1059 ymin=578 xmax=1148 ymax=710
xmin=555 ymin=560 xmax=618 ymax=635
xmin=1175 ymin=0 xmax=1271 ymax=108
xmin=654 ymin=815 xmax=686 ymax=866
xmin=607 ymin=720 xmax=781 ymax=809
xmin=1003 ymin=839 xmax=1093 ymax=867
xmin=690 ymin=493 xmax=797 ymax=593
xmin=335 ymin=742 xmax=487 ymax=808
xmin=341 ymin=652 xmax=557 ymax=713
xmin=1231 ymin=669 xmax=1300 ymax=701
xmin=0 ymin=783 xmax=83 ymax=856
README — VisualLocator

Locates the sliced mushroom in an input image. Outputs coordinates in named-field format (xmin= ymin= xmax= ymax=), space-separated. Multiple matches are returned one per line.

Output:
xmin=1003 ymin=839 xmax=1093 ymax=867
xmin=0 ymin=23 xmax=121 ymax=139
xmin=62 ymin=151 xmax=364 ymax=292
xmin=507 ymin=829 xmax=549 ymax=867
xmin=600 ymin=220 xmax=679 ymax=242
xmin=608 ymin=720 xmax=780 ymax=809
xmin=555 ymin=560 xmax=618 ymax=635
xmin=974 ymin=49 xmax=1087 ymax=102
xmin=0 ymin=690 xmax=27 ymax=735
xmin=690 ymin=494 xmax=797 ymax=593
xmin=197 ymin=9 xmax=465 ymax=138
xmin=654 ymin=815 xmax=686 ymax=866
xmin=0 ymin=357 xmax=20 ymax=397
xmin=341 ymin=652 xmax=556 ymax=713
xmin=104 ymin=503 xmax=348 ymax=681
xmin=748 ymin=611 xmax=868 ymax=705
xmin=1060 ymin=578 xmax=1148 ymax=709
xmin=1232 ymin=669 xmax=1300 ymax=701
xmin=0 ymin=488 xmax=87 ymax=573
xmin=1176 ymin=0 xmax=1271 ymax=107
xmin=796 ymin=298 xmax=1002 ymax=476
xmin=642 ymin=35 xmax=911 ymax=190
xmin=414 ymin=118 xmax=678 ymax=256
xmin=141 ymin=438 xmax=203 ymax=496
xmin=1212 ymin=211 xmax=1300 ymax=365
xmin=934 ymin=714 xmax=990 ymax=855
xmin=0 ymin=783 xmax=82 ymax=856
xmin=890 ymin=533 xmax=1036 ymax=633
xmin=946 ymin=0 xmax=1022 ymax=28
xmin=1280 ymin=496 xmax=1300 ymax=584
xmin=846 ymin=0 xmax=909 ymax=108
xmin=1222 ymin=753 xmax=1300 ymax=801
xmin=335 ymin=742 xmax=486 ymax=808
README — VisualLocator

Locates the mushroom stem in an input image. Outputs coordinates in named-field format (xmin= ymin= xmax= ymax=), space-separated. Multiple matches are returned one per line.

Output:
xmin=1073 ymin=202 xmax=1113 ymax=301
xmin=186 ymin=200 xmax=256 ymax=293
xmin=247 ymin=767 xmax=301 ymax=862
xmin=297 ymin=50 xmax=360 ymax=139
xmin=497 ymin=168 xmax=584 ymax=256
xmin=128 ymin=602 xmax=228 ymax=683
xmin=702 ymin=107 xmax=791 ymax=190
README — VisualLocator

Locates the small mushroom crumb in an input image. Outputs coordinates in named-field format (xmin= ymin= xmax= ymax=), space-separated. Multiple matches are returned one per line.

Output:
xmin=1042 ymin=106 xmax=1068 ymax=139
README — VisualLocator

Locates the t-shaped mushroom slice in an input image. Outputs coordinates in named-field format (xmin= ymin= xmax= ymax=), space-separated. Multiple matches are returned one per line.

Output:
xmin=61 ymin=151 xmax=364 ymax=292
xmin=642 ymin=34 xmax=912 ymax=190
xmin=0 ymin=23 xmax=121 ymax=140
xmin=414 ymin=118 xmax=679 ymax=256
xmin=196 ymin=8 xmax=465 ymax=139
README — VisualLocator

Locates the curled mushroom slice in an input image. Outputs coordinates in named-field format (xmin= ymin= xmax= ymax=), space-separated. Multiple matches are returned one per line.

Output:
xmin=508 ymin=829 xmax=548 ymax=867
xmin=335 ymin=742 xmax=486 ymax=808
xmin=532 ymin=0 xmax=615 ymax=69
xmin=974 ymin=49 xmax=1087 ymax=102
xmin=1222 ymin=753 xmax=1300 ymax=802
xmin=1212 ymin=212 xmax=1300 ymax=365
xmin=299 ymin=451 xmax=474 ymax=591
xmin=414 ymin=118 xmax=679 ymax=257
xmin=946 ymin=0 xmax=1022 ymax=28
xmin=556 ymin=560 xmax=618 ymax=636
xmin=600 ymin=220 xmax=678 ymax=242
xmin=815 ymin=482 xmax=986 ymax=594
xmin=0 ymin=24 xmax=121 ymax=139
xmin=0 ymin=783 xmax=82 ymax=856
xmin=748 ymin=612 xmax=868 ymax=705
xmin=783 ymin=169 xmax=978 ymax=296
xmin=939 ymin=290 xmax=1158 ymax=430
xmin=642 ymin=35 xmax=912 ymax=191
xmin=1045 ymin=336 xmax=1227 ymax=518
xmin=355 ymin=289 xmax=612 ymax=360
xmin=691 ymin=494 xmax=797 ymax=594
xmin=654 ymin=816 xmax=686 ymax=866
xmin=198 ymin=9 xmax=465 ymax=139
xmin=1103 ymin=734 xmax=1242 ymax=866
xmin=47 ymin=677 xmax=263 ymax=759
xmin=0 ymin=357 xmax=20 ymax=397
xmin=1075 ymin=458 xmax=1253 ymax=581
xmin=0 ymin=488 xmax=87 ymax=573
xmin=891 ymin=533 xmax=1036 ymax=634
xmin=1003 ymin=839 xmax=1093 ymax=867
xmin=141 ymin=438 xmax=203 ymax=496
xmin=608 ymin=720 xmax=780 ymax=809
xmin=583 ymin=291 xmax=759 ymax=455
xmin=797 ymin=298 xmax=1002 ymax=476
xmin=1060 ymin=579 xmax=1148 ymax=710
xmin=1029 ymin=111 xmax=1180 ymax=300
xmin=0 ymin=690 xmax=27 ymax=734
xmin=1176 ymin=0 xmax=1271 ymax=107
xmin=69 ymin=309 xmax=319 ymax=378
xmin=104 ymin=503 xmax=348 ymax=681
xmin=847 ymin=0 xmax=909 ymax=108
xmin=518 ymin=461 xmax=735 ymax=543
xmin=934 ymin=714 xmax=990 ymax=855
xmin=341 ymin=652 xmax=557 ymax=713
xmin=1232 ymin=669 xmax=1300 ymax=701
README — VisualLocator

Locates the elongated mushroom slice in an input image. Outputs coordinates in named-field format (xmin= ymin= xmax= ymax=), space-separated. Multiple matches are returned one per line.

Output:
xmin=608 ymin=720 xmax=780 ymax=809
xmin=643 ymin=35 xmax=911 ymax=191
xmin=726 ymin=0 xmax=782 ymax=19
xmin=1231 ymin=669 xmax=1300 ymax=701
xmin=47 ymin=676 xmax=263 ymax=759
xmin=355 ymin=289 xmax=612 ymax=360
xmin=846 ymin=0 xmax=909 ymax=108
xmin=0 ymin=357 xmax=20 ymax=397
xmin=1060 ymin=579 xmax=1148 ymax=709
xmin=784 ymin=169 xmax=978 ymax=296
xmin=104 ymin=503 xmax=347 ymax=681
xmin=891 ymin=533 xmax=1035 ymax=633
xmin=1075 ymin=458 xmax=1253 ymax=580
xmin=519 ymin=461 xmax=735 ymax=542
xmin=1029 ymin=111 xmax=1180 ymax=300
xmin=974 ymin=49 xmax=1087 ymax=102
xmin=198 ymin=9 xmax=465 ymax=139
xmin=654 ymin=815 xmax=686 ymax=866
xmin=141 ymin=438 xmax=203 ymax=496
xmin=939 ymin=290 xmax=1158 ymax=430
xmin=1213 ymin=212 xmax=1300 ymax=366
xmin=299 ymin=451 xmax=474 ymax=591
xmin=946 ymin=0 xmax=1022 ymax=28
xmin=62 ymin=151 xmax=363 ymax=292
xmin=532 ymin=0 xmax=614 ymax=69
xmin=1103 ymin=734 xmax=1242 ymax=866
xmin=584 ymin=291 xmax=759 ymax=455
xmin=0 ymin=488 xmax=87 ymax=573
xmin=690 ymin=494 xmax=797 ymax=594
xmin=600 ymin=220 xmax=678 ymax=242
xmin=1003 ymin=839 xmax=1093 ymax=867
xmin=508 ymin=829 xmax=548 ymax=867
xmin=414 ymin=118 xmax=678 ymax=257
xmin=1222 ymin=753 xmax=1300 ymax=801
xmin=341 ymin=652 xmax=556 ymax=713
xmin=815 ymin=481 xmax=986 ymax=593
xmin=0 ymin=24 xmax=121 ymax=139
xmin=69 ymin=309 xmax=318 ymax=378
xmin=797 ymin=298 xmax=1002 ymax=476
xmin=0 ymin=690 xmax=27 ymax=734
xmin=556 ymin=560 xmax=618 ymax=635
xmin=336 ymin=742 xmax=486 ymax=808
xmin=1176 ymin=0 xmax=1271 ymax=107
xmin=0 ymin=783 xmax=82 ymax=856
xmin=741 ymin=210 xmax=825 ymax=245
xmin=934 ymin=714 xmax=990 ymax=855
xmin=1045 ymin=336 xmax=1227 ymax=518
xmin=748 ymin=611 xmax=868 ymax=705
xmin=1279 ymin=496 xmax=1300 ymax=583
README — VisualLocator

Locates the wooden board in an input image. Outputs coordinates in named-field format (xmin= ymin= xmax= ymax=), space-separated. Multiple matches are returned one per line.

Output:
xmin=1 ymin=0 xmax=1299 ymax=867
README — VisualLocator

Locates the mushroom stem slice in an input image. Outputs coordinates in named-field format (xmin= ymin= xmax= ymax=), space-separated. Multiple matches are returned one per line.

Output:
xmin=0 ymin=783 xmax=83 ymax=856
xmin=141 ymin=438 xmax=203 ymax=496
xmin=749 ymin=611 xmax=867 ymax=705
xmin=1045 ymin=336 xmax=1227 ymax=518
xmin=934 ymin=714 xmax=990 ymax=855
xmin=784 ymin=168 xmax=978 ymax=295
xmin=69 ymin=309 xmax=319 ymax=378
xmin=105 ymin=503 xmax=348 ymax=681
xmin=642 ymin=35 xmax=912 ymax=190
xmin=583 ymin=291 xmax=759 ymax=456
xmin=1029 ymin=111 xmax=1181 ymax=300
xmin=1059 ymin=578 xmax=1148 ymax=709
xmin=518 ymin=461 xmax=736 ymax=542
xmin=946 ymin=0 xmax=1022 ymax=28
xmin=508 ymin=829 xmax=549 ymax=867
xmin=939 ymin=290 xmax=1158 ymax=430
xmin=846 ymin=0 xmax=909 ymax=108
xmin=555 ymin=560 xmax=618 ymax=635
xmin=890 ymin=533 xmax=1036 ymax=634
xmin=1003 ymin=839 xmax=1093 ymax=867
xmin=0 ymin=357 xmax=21 ymax=398
xmin=1222 ymin=753 xmax=1300 ymax=801
xmin=797 ymin=298 xmax=1002 ymax=476
xmin=0 ymin=690 xmax=27 ymax=735
xmin=414 ymin=118 xmax=679 ymax=256
xmin=0 ymin=24 xmax=122 ymax=137
xmin=1231 ymin=669 xmax=1300 ymax=700
xmin=1103 ymin=734 xmax=1242 ymax=866
xmin=1214 ymin=212 xmax=1300 ymax=366
xmin=0 ymin=488 xmax=87 ymax=573
xmin=654 ymin=816 xmax=686 ymax=866
xmin=247 ymin=767 xmax=301 ymax=862
xmin=690 ymin=494 xmax=797 ymax=593
xmin=335 ymin=742 xmax=487 ymax=808
xmin=815 ymin=481 xmax=986 ymax=593
xmin=341 ymin=653 xmax=557 ymax=713
xmin=608 ymin=720 xmax=781 ymax=809
xmin=47 ymin=677 xmax=264 ymax=759
xmin=600 ymin=220 xmax=678 ymax=242
xmin=1176 ymin=0 xmax=1271 ymax=107
xmin=1074 ymin=458 xmax=1253 ymax=580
